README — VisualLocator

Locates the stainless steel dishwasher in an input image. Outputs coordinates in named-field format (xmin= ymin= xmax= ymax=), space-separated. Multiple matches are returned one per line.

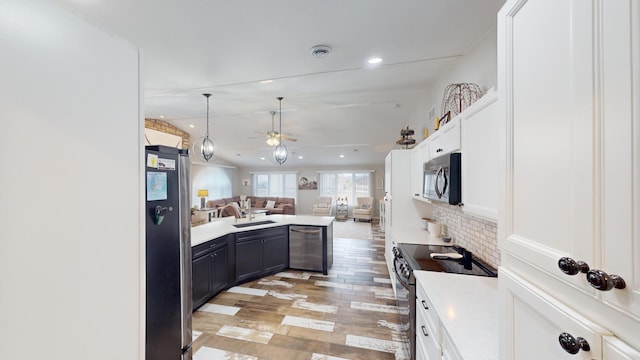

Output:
xmin=289 ymin=225 xmax=323 ymax=272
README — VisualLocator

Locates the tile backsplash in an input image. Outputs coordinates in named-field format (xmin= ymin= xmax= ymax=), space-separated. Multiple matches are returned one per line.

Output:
xmin=431 ymin=202 xmax=500 ymax=268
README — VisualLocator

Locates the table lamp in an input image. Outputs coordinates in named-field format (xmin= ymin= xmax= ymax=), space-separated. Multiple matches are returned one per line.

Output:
xmin=197 ymin=189 xmax=208 ymax=209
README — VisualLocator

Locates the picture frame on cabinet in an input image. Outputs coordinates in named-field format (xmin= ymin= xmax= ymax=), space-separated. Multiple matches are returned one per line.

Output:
xmin=439 ymin=111 xmax=451 ymax=128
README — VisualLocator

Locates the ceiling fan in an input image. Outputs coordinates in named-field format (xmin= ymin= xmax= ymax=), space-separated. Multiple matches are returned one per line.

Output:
xmin=248 ymin=111 xmax=297 ymax=146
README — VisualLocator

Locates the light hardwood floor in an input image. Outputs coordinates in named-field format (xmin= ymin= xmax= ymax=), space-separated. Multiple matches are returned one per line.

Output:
xmin=192 ymin=221 xmax=409 ymax=360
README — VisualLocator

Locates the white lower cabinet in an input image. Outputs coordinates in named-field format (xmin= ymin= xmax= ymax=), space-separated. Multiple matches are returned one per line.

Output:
xmin=501 ymin=268 xmax=640 ymax=360
xmin=603 ymin=337 xmax=640 ymax=360
xmin=416 ymin=276 xmax=442 ymax=359
xmin=441 ymin=331 xmax=462 ymax=360
xmin=416 ymin=308 xmax=442 ymax=360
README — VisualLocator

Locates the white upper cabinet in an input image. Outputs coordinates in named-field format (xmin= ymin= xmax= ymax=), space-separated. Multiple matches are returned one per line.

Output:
xmin=498 ymin=0 xmax=640 ymax=356
xmin=429 ymin=116 xmax=461 ymax=160
xmin=460 ymin=88 xmax=498 ymax=221
xmin=411 ymin=140 xmax=429 ymax=200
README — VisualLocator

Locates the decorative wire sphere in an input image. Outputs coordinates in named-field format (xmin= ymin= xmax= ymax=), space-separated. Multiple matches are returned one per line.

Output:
xmin=441 ymin=83 xmax=483 ymax=118
xmin=192 ymin=136 xmax=216 ymax=162
xmin=273 ymin=143 xmax=288 ymax=165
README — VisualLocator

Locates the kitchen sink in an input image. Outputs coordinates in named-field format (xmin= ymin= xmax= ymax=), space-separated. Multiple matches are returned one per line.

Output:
xmin=232 ymin=220 xmax=276 ymax=228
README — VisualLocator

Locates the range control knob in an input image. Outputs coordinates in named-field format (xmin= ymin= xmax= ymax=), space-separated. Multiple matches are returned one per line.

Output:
xmin=558 ymin=332 xmax=590 ymax=354
xmin=558 ymin=257 xmax=590 ymax=276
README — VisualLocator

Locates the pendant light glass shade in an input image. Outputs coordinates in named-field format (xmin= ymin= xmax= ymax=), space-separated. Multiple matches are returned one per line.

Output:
xmin=201 ymin=93 xmax=215 ymax=161
xmin=273 ymin=143 xmax=288 ymax=164
xmin=273 ymin=97 xmax=288 ymax=165
xmin=201 ymin=136 xmax=215 ymax=161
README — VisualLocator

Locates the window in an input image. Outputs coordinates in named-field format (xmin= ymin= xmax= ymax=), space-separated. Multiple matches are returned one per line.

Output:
xmin=252 ymin=172 xmax=297 ymax=199
xmin=318 ymin=171 xmax=373 ymax=205
xmin=191 ymin=165 xmax=233 ymax=207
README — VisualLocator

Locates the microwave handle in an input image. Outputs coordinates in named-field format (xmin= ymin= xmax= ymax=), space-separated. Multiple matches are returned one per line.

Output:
xmin=435 ymin=166 xmax=447 ymax=198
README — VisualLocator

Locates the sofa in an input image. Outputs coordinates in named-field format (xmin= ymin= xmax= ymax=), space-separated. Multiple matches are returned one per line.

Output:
xmin=206 ymin=196 xmax=295 ymax=216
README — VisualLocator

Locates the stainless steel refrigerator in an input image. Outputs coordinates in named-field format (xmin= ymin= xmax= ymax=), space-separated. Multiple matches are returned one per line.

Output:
xmin=145 ymin=145 xmax=192 ymax=360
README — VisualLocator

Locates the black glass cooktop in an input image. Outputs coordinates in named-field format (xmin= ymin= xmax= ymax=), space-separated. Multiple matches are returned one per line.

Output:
xmin=397 ymin=243 xmax=497 ymax=277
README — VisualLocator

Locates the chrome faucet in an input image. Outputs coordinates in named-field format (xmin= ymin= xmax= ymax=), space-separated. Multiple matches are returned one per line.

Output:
xmin=247 ymin=198 xmax=254 ymax=220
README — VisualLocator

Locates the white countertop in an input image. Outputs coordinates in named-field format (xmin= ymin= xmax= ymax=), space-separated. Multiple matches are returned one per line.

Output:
xmin=190 ymin=214 xmax=334 ymax=246
xmin=413 ymin=271 xmax=498 ymax=360
xmin=391 ymin=226 xmax=452 ymax=246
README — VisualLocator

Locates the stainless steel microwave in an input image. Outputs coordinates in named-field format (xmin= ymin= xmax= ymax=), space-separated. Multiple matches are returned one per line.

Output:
xmin=423 ymin=152 xmax=461 ymax=205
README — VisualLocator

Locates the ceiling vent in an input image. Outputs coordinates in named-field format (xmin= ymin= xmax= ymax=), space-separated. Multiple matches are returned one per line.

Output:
xmin=310 ymin=45 xmax=331 ymax=58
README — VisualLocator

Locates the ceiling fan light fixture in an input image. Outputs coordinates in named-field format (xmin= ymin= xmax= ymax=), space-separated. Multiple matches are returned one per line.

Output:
xmin=266 ymin=136 xmax=280 ymax=146
xmin=266 ymin=110 xmax=280 ymax=146
xmin=273 ymin=97 xmax=288 ymax=165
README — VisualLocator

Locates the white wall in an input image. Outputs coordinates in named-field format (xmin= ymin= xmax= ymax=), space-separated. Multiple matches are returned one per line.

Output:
xmin=0 ymin=1 xmax=142 ymax=359
xmin=408 ymin=27 xmax=498 ymax=142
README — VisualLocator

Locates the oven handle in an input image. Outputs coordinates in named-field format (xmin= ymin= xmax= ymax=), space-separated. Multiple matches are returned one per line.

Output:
xmin=393 ymin=256 xmax=411 ymax=290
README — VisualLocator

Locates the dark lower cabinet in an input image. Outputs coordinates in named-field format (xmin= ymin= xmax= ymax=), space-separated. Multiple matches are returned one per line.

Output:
xmin=192 ymin=225 xmax=327 ymax=310
xmin=235 ymin=226 xmax=288 ymax=282
xmin=192 ymin=235 xmax=231 ymax=310
xmin=263 ymin=236 xmax=288 ymax=273
xmin=235 ymin=238 xmax=263 ymax=283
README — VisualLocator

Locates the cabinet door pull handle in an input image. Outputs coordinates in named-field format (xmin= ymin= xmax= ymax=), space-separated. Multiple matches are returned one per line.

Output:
xmin=587 ymin=269 xmax=626 ymax=291
xmin=421 ymin=300 xmax=429 ymax=310
xmin=558 ymin=332 xmax=590 ymax=354
xmin=557 ymin=257 xmax=590 ymax=275
xmin=421 ymin=325 xmax=429 ymax=337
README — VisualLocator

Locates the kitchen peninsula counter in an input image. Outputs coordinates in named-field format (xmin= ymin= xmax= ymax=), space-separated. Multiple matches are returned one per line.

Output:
xmin=191 ymin=214 xmax=334 ymax=246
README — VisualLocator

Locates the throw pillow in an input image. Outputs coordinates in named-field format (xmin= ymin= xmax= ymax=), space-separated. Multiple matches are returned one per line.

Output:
xmin=318 ymin=203 xmax=328 ymax=208
xmin=360 ymin=204 xmax=370 ymax=210
xmin=265 ymin=200 xmax=276 ymax=209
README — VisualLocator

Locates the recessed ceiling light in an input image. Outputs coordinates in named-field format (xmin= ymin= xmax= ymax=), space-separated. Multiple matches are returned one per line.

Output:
xmin=298 ymin=155 xmax=303 ymax=159
xmin=368 ymin=57 xmax=382 ymax=64
xmin=260 ymin=157 xmax=266 ymax=160
xmin=260 ymin=80 xmax=273 ymax=84
xmin=159 ymin=115 xmax=165 ymax=118
xmin=190 ymin=124 xmax=195 ymax=128
xmin=339 ymin=154 xmax=345 ymax=158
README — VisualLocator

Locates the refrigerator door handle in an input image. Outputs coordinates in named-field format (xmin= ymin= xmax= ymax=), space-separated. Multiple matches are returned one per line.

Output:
xmin=178 ymin=151 xmax=193 ymax=358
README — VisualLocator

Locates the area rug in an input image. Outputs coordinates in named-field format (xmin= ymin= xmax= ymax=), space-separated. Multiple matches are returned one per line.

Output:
xmin=332 ymin=220 xmax=372 ymax=240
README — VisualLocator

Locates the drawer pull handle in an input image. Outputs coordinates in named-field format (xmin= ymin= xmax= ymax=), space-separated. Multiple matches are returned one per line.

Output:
xmin=558 ymin=332 xmax=590 ymax=354
xmin=421 ymin=325 xmax=429 ymax=337
xmin=421 ymin=300 xmax=429 ymax=310
xmin=586 ymin=269 xmax=626 ymax=291
xmin=557 ymin=257 xmax=589 ymax=276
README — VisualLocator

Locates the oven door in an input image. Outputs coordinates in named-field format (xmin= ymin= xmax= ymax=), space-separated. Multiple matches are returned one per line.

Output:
xmin=393 ymin=256 xmax=414 ymax=359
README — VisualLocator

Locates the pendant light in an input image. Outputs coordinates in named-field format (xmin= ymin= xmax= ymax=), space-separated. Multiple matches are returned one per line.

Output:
xmin=272 ymin=97 xmax=288 ymax=165
xmin=201 ymin=93 xmax=215 ymax=161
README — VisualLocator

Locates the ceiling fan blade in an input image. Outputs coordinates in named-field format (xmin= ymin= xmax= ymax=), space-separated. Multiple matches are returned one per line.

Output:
xmin=280 ymin=136 xmax=297 ymax=142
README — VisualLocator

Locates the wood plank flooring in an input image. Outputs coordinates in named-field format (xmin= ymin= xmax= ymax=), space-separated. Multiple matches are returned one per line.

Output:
xmin=192 ymin=221 xmax=409 ymax=360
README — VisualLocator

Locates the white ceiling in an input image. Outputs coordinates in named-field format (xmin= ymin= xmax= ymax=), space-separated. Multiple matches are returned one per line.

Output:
xmin=53 ymin=0 xmax=503 ymax=168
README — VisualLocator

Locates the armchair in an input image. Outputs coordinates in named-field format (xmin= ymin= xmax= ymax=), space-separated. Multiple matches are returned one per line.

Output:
xmin=353 ymin=197 xmax=374 ymax=222
xmin=312 ymin=196 xmax=332 ymax=216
